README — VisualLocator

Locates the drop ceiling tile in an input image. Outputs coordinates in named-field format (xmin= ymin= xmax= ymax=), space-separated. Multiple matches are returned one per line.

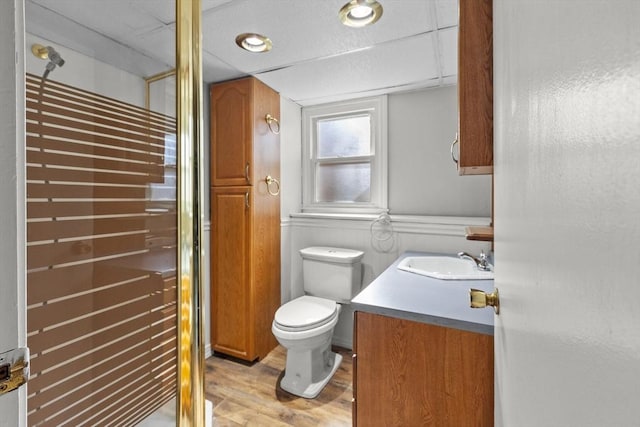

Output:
xmin=130 ymin=0 xmax=235 ymax=24
xmin=131 ymin=0 xmax=175 ymax=24
xmin=131 ymin=25 xmax=176 ymax=72
xmin=256 ymin=32 xmax=440 ymax=105
xmin=203 ymin=51 xmax=246 ymax=83
xmin=202 ymin=0 xmax=237 ymax=13
xmin=29 ymin=0 xmax=165 ymax=38
xmin=202 ymin=0 xmax=434 ymax=74
xmin=26 ymin=0 xmax=168 ymax=77
xmin=437 ymin=27 xmax=458 ymax=77
xmin=436 ymin=0 xmax=458 ymax=28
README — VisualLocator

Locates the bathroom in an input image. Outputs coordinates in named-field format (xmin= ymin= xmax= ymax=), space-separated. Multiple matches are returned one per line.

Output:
xmin=17 ymin=1 xmax=492 ymax=424
xmin=3 ymin=0 xmax=639 ymax=426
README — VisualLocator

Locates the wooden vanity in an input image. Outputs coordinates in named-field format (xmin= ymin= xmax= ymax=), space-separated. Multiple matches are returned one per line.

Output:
xmin=351 ymin=252 xmax=494 ymax=426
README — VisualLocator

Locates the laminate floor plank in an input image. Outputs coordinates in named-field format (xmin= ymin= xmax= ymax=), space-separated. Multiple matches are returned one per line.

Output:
xmin=206 ymin=346 xmax=352 ymax=427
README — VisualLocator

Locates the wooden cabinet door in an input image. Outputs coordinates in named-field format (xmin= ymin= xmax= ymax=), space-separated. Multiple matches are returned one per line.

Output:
xmin=251 ymin=78 xmax=280 ymax=191
xmin=211 ymin=186 xmax=254 ymax=360
xmin=354 ymin=311 xmax=493 ymax=426
xmin=458 ymin=0 xmax=493 ymax=175
xmin=211 ymin=78 xmax=253 ymax=186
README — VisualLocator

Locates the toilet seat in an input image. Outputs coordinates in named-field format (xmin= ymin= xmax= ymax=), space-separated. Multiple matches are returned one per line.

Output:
xmin=274 ymin=296 xmax=338 ymax=332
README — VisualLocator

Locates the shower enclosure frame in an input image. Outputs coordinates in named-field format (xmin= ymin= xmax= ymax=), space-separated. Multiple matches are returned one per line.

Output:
xmin=0 ymin=0 xmax=206 ymax=425
xmin=176 ymin=0 xmax=206 ymax=425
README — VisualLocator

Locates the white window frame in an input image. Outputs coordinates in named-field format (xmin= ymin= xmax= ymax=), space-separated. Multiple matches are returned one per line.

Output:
xmin=302 ymin=95 xmax=388 ymax=214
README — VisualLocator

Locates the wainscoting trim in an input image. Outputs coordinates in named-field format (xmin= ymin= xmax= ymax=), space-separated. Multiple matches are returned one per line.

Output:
xmin=286 ymin=213 xmax=490 ymax=237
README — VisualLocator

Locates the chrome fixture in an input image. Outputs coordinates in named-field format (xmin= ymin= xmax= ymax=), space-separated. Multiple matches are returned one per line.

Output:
xmin=458 ymin=250 xmax=491 ymax=271
xmin=31 ymin=44 xmax=65 ymax=79
xmin=235 ymin=33 xmax=272 ymax=53
xmin=339 ymin=0 xmax=383 ymax=28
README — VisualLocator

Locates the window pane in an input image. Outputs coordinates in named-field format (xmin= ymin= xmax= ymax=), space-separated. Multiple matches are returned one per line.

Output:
xmin=317 ymin=115 xmax=371 ymax=158
xmin=316 ymin=162 xmax=371 ymax=202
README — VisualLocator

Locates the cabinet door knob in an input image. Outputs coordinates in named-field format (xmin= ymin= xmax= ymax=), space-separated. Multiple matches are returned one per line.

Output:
xmin=469 ymin=288 xmax=499 ymax=314
xmin=450 ymin=133 xmax=459 ymax=165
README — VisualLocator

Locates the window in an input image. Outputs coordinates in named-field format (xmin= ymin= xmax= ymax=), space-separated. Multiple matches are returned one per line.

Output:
xmin=302 ymin=96 xmax=388 ymax=214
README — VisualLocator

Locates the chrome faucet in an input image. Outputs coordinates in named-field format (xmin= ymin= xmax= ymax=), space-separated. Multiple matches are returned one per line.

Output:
xmin=458 ymin=250 xmax=492 ymax=271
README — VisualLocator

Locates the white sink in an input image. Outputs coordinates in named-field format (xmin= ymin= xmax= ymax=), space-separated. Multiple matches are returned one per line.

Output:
xmin=397 ymin=256 xmax=494 ymax=280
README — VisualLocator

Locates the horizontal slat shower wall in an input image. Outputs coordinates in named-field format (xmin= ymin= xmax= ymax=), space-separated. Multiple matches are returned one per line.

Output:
xmin=25 ymin=74 xmax=177 ymax=427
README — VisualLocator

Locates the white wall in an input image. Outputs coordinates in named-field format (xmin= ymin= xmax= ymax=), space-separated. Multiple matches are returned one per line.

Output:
xmin=0 ymin=1 xmax=26 ymax=424
xmin=25 ymin=33 xmax=144 ymax=107
xmin=279 ymin=97 xmax=302 ymax=304
xmin=281 ymin=86 xmax=493 ymax=348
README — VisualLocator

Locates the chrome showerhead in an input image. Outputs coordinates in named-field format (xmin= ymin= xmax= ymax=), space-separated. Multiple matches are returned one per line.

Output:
xmin=32 ymin=44 xmax=65 ymax=80
xmin=46 ymin=46 xmax=65 ymax=67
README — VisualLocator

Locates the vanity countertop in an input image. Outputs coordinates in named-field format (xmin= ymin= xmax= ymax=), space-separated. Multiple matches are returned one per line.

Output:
xmin=351 ymin=251 xmax=494 ymax=335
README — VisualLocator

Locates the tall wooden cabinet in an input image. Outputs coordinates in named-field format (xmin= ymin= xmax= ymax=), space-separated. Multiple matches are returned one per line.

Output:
xmin=457 ymin=0 xmax=493 ymax=175
xmin=353 ymin=311 xmax=494 ymax=426
xmin=210 ymin=77 xmax=281 ymax=362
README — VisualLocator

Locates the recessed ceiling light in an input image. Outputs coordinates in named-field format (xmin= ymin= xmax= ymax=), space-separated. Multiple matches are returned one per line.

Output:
xmin=339 ymin=0 xmax=383 ymax=28
xmin=235 ymin=33 xmax=272 ymax=53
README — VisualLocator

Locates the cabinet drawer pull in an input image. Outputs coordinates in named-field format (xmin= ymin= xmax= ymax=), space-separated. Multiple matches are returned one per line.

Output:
xmin=265 ymin=114 xmax=280 ymax=134
xmin=245 ymin=162 xmax=250 ymax=183
xmin=450 ymin=133 xmax=459 ymax=165
xmin=245 ymin=192 xmax=250 ymax=208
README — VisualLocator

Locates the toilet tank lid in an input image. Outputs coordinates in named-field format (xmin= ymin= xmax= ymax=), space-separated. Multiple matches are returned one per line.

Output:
xmin=300 ymin=246 xmax=364 ymax=264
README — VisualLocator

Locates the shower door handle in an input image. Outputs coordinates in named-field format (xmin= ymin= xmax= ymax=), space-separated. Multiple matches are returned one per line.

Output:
xmin=0 ymin=347 xmax=29 ymax=396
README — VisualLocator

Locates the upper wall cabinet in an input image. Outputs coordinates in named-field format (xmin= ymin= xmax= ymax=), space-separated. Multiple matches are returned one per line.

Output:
xmin=455 ymin=0 xmax=493 ymax=175
xmin=210 ymin=77 xmax=281 ymax=187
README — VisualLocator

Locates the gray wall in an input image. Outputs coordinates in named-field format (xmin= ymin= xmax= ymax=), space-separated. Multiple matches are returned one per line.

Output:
xmin=388 ymin=85 xmax=491 ymax=216
xmin=280 ymin=85 xmax=493 ymax=348
xmin=280 ymin=85 xmax=493 ymax=220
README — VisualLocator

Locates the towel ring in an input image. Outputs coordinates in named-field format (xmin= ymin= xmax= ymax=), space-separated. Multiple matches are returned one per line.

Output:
xmin=265 ymin=114 xmax=280 ymax=134
xmin=370 ymin=213 xmax=393 ymax=242
xmin=265 ymin=175 xmax=280 ymax=196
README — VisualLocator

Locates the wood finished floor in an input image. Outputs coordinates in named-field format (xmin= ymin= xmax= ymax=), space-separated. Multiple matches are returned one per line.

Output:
xmin=205 ymin=346 xmax=353 ymax=427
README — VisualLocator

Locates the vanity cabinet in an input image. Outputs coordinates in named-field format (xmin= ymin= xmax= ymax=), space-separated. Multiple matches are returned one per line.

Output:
xmin=353 ymin=311 xmax=493 ymax=426
xmin=209 ymin=77 xmax=281 ymax=362
xmin=456 ymin=0 xmax=493 ymax=175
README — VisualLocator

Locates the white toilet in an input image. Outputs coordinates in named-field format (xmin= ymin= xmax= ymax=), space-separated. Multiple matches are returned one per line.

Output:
xmin=272 ymin=246 xmax=364 ymax=398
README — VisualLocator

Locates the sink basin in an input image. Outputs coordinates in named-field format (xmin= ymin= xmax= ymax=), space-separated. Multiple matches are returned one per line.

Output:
xmin=397 ymin=256 xmax=494 ymax=280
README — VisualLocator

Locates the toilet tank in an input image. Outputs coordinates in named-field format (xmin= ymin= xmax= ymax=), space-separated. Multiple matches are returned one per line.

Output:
xmin=300 ymin=247 xmax=364 ymax=303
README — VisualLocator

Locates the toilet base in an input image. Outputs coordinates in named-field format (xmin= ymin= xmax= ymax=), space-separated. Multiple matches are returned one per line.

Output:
xmin=280 ymin=350 xmax=343 ymax=399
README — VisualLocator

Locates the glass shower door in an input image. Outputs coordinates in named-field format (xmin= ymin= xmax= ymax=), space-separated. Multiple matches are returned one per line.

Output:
xmin=24 ymin=1 xmax=180 ymax=425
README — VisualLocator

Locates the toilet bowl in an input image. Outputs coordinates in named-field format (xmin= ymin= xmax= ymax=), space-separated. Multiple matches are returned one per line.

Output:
xmin=272 ymin=247 xmax=363 ymax=399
